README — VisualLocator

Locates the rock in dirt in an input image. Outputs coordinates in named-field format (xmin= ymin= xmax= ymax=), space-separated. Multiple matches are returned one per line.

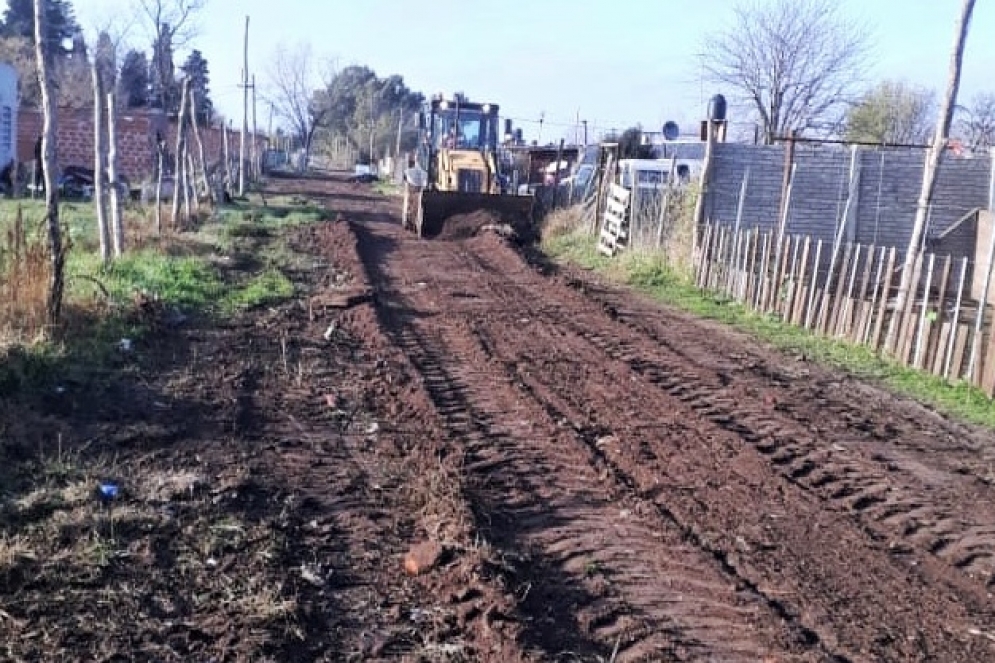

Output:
xmin=403 ymin=540 xmax=444 ymax=576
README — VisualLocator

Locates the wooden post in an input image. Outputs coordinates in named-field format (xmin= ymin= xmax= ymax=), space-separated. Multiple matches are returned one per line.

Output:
xmin=696 ymin=223 xmax=714 ymax=287
xmin=90 ymin=62 xmax=110 ymax=264
xmin=804 ymin=239 xmax=824 ymax=329
xmin=154 ymin=142 xmax=164 ymax=235
xmin=776 ymin=234 xmax=791 ymax=315
xmin=746 ymin=228 xmax=761 ymax=304
xmin=826 ymin=243 xmax=853 ymax=335
xmin=734 ymin=167 xmax=749 ymax=234
xmin=251 ymin=73 xmax=258 ymax=182
xmin=887 ymin=0 xmax=977 ymax=355
xmin=862 ymin=247 xmax=887 ymax=344
xmin=871 ymin=248 xmax=898 ymax=351
xmin=777 ymin=131 xmax=796 ymax=228
xmin=913 ymin=253 xmax=937 ymax=368
xmin=851 ymin=245 xmax=876 ymax=343
xmin=222 ymin=120 xmax=231 ymax=193
xmin=926 ymin=255 xmax=953 ymax=372
xmin=792 ymin=236 xmax=811 ymax=325
xmin=188 ymin=87 xmax=211 ymax=202
xmin=33 ymin=0 xmax=63 ymax=325
xmin=726 ymin=229 xmax=742 ymax=297
xmin=183 ymin=145 xmax=194 ymax=221
xmin=239 ymin=15 xmax=249 ymax=196
xmin=738 ymin=227 xmax=752 ymax=301
xmin=106 ymin=90 xmax=123 ymax=257
xmin=171 ymin=77 xmax=190 ymax=231
xmin=754 ymin=231 xmax=772 ymax=311
xmin=896 ymin=253 xmax=924 ymax=363
xmin=656 ymin=155 xmax=677 ymax=248
xmin=839 ymin=244 xmax=863 ymax=337
xmin=692 ymin=119 xmax=716 ymax=227
xmin=967 ymin=210 xmax=995 ymax=381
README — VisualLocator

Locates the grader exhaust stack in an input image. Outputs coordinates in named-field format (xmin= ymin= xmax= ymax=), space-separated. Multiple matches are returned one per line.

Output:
xmin=402 ymin=94 xmax=536 ymax=241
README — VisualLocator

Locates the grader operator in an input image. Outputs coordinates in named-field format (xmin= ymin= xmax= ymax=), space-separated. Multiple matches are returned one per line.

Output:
xmin=401 ymin=94 xmax=534 ymax=239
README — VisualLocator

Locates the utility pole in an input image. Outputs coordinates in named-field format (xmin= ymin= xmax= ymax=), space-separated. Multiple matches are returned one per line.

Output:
xmin=583 ymin=120 xmax=588 ymax=146
xmin=251 ymin=73 xmax=258 ymax=179
xmin=238 ymin=15 xmax=249 ymax=196
xmin=395 ymin=108 xmax=403 ymax=159
xmin=885 ymin=0 xmax=976 ymax=356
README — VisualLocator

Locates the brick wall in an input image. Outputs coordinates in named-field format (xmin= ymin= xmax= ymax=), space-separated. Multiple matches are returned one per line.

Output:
xmin=703 ymin=143 xmax=994 ymax=257
xmin=17 ymin=106 xmax=267 ymax=183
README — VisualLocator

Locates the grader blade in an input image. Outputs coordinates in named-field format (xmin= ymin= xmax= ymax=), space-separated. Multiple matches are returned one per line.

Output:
xmin=418 ymin=190 xmax=537 ymax=242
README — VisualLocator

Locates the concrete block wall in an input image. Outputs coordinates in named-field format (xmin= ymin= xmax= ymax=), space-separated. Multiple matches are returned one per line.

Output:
xmin=703 ymin=143 xmax=994 ymax=260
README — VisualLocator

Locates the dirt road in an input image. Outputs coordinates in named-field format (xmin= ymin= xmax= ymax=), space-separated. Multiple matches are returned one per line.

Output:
xmin=316 ymin=172 xmax=995 ymax=661
xmin=5 ymin=171 xmax=995 ymax=662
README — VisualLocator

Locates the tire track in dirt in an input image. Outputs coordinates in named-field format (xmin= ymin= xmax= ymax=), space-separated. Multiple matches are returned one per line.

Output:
xmin=551 ymin=272 xmax=995 ymax=588
xmin=351 ymin=224 xmax=836 ymax=662
xmin=437 ymin=234 xmax=995 ymax=661
xmin=318 ymin=175 xmax=995 ymax=661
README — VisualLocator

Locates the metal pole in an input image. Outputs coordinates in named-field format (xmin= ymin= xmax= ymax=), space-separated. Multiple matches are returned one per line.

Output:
xmin=238 ymin=15 xmax=249 ymax=195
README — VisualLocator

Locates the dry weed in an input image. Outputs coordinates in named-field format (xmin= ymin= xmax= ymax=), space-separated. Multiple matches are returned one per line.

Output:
xmin=542 ymin=207 xmax=586 ymax=239
xmin=0 ymin=206 xmax=51 ymax=343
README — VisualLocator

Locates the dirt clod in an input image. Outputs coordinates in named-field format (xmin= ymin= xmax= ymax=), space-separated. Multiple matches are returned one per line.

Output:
xmin=404 ymin=540 xmax=444 ymax=576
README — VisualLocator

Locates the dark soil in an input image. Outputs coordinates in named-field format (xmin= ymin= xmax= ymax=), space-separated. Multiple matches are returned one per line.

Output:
xmin=3 ymin=171 xmax=995 ymax=662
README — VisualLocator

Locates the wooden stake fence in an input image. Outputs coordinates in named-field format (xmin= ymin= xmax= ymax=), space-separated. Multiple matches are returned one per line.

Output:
xmin=694 ymin=223 xmax=993 ymax=395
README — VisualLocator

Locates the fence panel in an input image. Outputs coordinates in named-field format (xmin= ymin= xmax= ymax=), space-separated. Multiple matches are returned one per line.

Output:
xmin=690 ymin=223 xmax=995 ymax=397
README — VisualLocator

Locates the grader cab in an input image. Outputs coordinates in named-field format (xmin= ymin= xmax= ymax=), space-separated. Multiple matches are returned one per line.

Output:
xmin=402 ymin=94 xmax=535 ymax=240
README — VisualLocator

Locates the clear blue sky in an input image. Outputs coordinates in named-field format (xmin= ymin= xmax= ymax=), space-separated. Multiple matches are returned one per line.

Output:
xmin=78 ymin=0 xmax=995 ymax=142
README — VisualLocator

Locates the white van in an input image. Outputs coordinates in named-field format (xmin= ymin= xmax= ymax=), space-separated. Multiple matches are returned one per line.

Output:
xmin=617 ymin=158 xmax=695 ymax=191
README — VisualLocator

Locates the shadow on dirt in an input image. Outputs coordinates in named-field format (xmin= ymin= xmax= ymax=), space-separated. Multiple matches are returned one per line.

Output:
xmin=348 ymin=217 xmax=621 ymax=658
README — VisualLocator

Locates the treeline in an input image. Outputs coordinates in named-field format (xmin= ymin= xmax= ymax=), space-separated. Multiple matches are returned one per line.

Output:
xmin=0 ymin=0 xmax=215 ymax=123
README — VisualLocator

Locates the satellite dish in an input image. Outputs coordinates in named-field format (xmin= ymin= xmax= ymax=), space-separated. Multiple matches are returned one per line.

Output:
xmin=662 ymin=121 xmax=680 ymax=141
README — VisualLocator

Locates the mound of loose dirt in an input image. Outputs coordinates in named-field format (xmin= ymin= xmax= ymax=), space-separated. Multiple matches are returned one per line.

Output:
xmin=434 ymin=210 xmax=508 ymax=240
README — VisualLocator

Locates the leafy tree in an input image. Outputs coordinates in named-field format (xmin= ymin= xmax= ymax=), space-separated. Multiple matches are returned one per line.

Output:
xmin=617 ymin=126 xmax=654 ymax=159
xmin=844 ymin=81 xmax=936 ymax=145
xmin=118 ymin=49 xmax=150 ymax=107
xmin=180 ymin=48 xmax=212 ymax=123
xmin=701 ymin=0 xmax=871 ymax=143
xmin=1 ymin=0 xmax=77 ymax=54
xmin=312 ymin=65 xmax=423 ymax=160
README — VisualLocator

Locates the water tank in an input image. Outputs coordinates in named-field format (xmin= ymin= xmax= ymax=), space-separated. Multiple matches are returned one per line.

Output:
xmin=707 ymin=94 xmax=727 ymax=122
xmin=0 ymin=63 xmax=17 ymax=169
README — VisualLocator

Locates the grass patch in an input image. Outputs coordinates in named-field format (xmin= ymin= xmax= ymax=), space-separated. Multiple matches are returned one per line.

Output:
xmin=544 ymin=229 xmax=995 ymax=429
xmin=222 ymin=268 xmax=295 ymax=313
xmin=0 ymin=193 xmax=318 ymax=400
xmin=372 ymin=179 xmax=399 ymax=196
xmin=72 ymin=250 xmax=224 ymax=310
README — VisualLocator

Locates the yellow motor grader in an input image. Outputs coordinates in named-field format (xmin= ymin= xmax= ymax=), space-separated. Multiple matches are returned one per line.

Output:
xmin=401 ymin=94 xmax=535 ymax=239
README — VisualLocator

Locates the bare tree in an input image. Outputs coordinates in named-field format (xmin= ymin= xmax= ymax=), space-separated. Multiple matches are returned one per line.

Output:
xmin=33 ymin=0 xmax=63 ymax=325
xmin=957 ymin=92 xmax=995 ymax=149
xmin=266 ymin=42 xmax=332 ymax=171
xmin=885 ymin=0 xmax=976 ymax=355
xmin=138 ymin=0 xmax=207 ymax=109
xmin=137 ymin=0 xmax=207 ymax=46
xmin=701 ymin=0 xmax=872 ymax=143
